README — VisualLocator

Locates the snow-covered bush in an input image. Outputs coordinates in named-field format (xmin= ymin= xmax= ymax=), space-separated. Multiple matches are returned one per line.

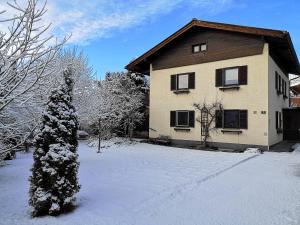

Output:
xmin=29 ymin=68 xmax=80 ymax=216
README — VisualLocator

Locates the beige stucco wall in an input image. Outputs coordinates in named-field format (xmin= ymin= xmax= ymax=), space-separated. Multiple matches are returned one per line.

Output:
xmin=268 ymin=56 xmax=289 ymax=146
xmin=149 ymin=43 xmax=271 ymax=147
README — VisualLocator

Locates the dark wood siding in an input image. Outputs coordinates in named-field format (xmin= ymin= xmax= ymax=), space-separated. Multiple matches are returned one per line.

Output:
xmin=151 ymin=29 xmax=264 ymax=71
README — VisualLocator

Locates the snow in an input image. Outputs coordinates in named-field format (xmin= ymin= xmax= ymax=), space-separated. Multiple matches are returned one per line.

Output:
xmin=244 ymin=147 xmax=261 ymax=154
xmin=1 ymin=141 xmax=300 ymax=225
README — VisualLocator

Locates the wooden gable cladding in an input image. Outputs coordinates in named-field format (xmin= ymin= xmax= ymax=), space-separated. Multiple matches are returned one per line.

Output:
xmin=151 ymin=29 xmax=264 ymax=71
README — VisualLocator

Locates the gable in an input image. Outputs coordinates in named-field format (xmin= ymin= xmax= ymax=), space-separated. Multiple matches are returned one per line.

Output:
xmin=150 ymin=29 xmax=264 ymax=71
xmin=126 ymin=19 xmax=300 ymax=75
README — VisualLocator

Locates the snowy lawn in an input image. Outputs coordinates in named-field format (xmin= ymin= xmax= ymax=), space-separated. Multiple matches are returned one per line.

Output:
xmin=1 ymin=141 xmax=300 ymax=225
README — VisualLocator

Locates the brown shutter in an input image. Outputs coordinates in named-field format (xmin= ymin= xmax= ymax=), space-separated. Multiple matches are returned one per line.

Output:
xmin=215 ymin=110 xmax=223 ymax=128
xmin=239 ymin=110 xmax=248 ymax=129
xmin=238 ymin=66 xmax=248 ymax=85
xmin=171 ymin=75 xmax=177 ymax=91
xmin=188 ymin=73 xmax=195 ymax=89
xmin=215 ymin=69 xmax=223 ymax=87
xmin=189 ymin=111 xmax=195 ymax=127
xmin=170 ymin=111 xmax=176 ymax=127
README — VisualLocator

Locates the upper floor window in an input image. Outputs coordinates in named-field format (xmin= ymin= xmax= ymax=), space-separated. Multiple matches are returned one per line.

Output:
xmin=177 ymin=74 xmax=189 ymax=89
xmin=170 ymin=73 xmax=195 ymax=92
xmin=224 ymin=68 xmax=239 ymax=86
xmin=192 ymin=43 xmax=207 ymax=53
xmin=215 ymin=66 xmax=248 ymax=88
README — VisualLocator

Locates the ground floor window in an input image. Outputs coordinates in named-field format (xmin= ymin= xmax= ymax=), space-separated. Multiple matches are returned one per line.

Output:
xmin=276 ymin=111 xmax=282 ymax=133
xmin=216 ymin=109 xmax=248 ymax=129
xmin=170 ymin=110 xmax=195 ymax=128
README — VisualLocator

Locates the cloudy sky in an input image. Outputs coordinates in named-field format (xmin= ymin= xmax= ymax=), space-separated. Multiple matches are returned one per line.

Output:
xmin=0 ymin=0 xmax=299 ymax=78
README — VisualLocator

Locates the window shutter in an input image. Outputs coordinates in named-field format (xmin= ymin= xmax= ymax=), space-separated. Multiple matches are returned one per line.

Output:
xmin=215 ymin=110 xmax=223 ymax=128
xmin=279 ymin=76 xmax=282 ymax=93
xmin=275 ymin=72 xmax=278 ymax=90
xmin=238 ymin=66 xmax=248 ymax=85
xmin=215 ymin=69 xmax=223 ymax=87
xmin=188 ymin=73 xmax=195 ymax=89
xmin=239 ymin=110 xmax=248 ymax=129
xmin=171 ymin=75 xmax=177 ymax=91
xmin=275 ymin=111 xmax=278 ymax=130
xmin=189 ymin=111 xmax=195 ymax=127
xmin=279 ymin=112 xmax=282 ymax=129
xmin=170 ymin=111 xmax=176 ymax=127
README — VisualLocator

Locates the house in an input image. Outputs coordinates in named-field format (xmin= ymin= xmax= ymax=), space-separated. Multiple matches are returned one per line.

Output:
xmin=126 ymin=19 xmax=300 ymax=150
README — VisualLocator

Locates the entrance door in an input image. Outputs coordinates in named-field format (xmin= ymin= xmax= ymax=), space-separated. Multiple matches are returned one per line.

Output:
xmin=283 ymin=108 xmax=300 ymax=141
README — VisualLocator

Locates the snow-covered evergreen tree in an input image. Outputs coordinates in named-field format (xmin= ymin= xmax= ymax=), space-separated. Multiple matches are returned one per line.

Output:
xmin=29 ymin=68 xmax=80 ymax=217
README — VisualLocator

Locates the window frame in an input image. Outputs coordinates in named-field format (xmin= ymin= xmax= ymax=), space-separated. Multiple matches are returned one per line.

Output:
xmin=224 ymin=67 xmax=239 ymax=86
xmin=176 ymin=110 xmax=190 ymax=127
xmin=192 ymin=43 xmax=207 ymax=53
xmin=216 ymin=109 xmax=248 ymax=130
xmin=177 ymin=73 xmax=189 ymax=90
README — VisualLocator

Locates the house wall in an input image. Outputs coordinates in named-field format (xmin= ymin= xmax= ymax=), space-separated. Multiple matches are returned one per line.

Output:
xmin=268 ymin=55 xmax=289 ymax=146
xmin=149 ymin=43 xmax=270 ymax=148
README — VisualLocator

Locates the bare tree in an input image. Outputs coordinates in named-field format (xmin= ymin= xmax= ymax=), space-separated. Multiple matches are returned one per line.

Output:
xmin=193 ymin=101 xmax=223 ymax=147
xmin=0 ymin=0 xmax=65 ymax=159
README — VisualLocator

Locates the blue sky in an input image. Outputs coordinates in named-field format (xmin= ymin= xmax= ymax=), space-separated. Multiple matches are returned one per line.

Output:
xmin=1 ymin=0 xmax=299 ymax=79
xmin=81 ymin=0 xmax=300 ymax=79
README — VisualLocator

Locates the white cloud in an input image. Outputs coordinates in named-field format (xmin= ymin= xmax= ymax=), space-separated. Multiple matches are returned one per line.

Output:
xmin=0 ymin=0 xmax=235 ymax=45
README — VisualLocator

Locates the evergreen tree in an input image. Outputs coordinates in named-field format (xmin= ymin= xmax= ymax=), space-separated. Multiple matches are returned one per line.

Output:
xmin=29 ymin=68 xmax=80 ymax=216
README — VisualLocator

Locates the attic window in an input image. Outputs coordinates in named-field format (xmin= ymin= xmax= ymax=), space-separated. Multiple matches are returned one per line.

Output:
xmin=192 ymin=43 xmax=207 ymax=53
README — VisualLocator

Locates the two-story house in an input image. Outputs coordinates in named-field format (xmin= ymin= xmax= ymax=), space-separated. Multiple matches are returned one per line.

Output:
xmin=126 ymin=19 xmax=300 ymax=150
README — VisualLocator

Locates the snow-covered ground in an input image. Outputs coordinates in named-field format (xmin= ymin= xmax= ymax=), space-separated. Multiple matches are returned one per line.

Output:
xmin=1 ymin=141 xmax=300 ymax=225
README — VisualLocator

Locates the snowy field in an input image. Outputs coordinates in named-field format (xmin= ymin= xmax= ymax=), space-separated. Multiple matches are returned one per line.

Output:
xmin=1 ymin=141 xmax=300 ymax=225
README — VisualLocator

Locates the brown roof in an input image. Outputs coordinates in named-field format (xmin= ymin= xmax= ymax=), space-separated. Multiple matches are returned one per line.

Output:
xmin=126 ymin=19 xmax=300 ymax=75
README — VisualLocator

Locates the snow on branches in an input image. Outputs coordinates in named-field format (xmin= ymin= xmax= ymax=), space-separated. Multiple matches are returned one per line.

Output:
xmin=29 ymin=68 xmax=80 ymax=216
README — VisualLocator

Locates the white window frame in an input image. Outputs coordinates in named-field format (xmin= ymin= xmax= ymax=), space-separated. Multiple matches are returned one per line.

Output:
xmin=177 ymin=74 xmax=189 ymax=90
xmin=224 ymin=68 xmax=239 ymax=86
xmin=192 ymin=43 xmax=207 ymax=53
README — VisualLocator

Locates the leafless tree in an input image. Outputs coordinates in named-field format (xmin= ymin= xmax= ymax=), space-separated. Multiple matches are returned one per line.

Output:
xmin=0 ymin=0 xmax=65 ymax=159
xmin=193 ymin=101 xmax=223 ymax=147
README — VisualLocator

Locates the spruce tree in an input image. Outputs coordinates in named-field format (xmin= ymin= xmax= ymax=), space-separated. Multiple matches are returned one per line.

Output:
xmin=29 ymin=68 xmax=80 ymax=216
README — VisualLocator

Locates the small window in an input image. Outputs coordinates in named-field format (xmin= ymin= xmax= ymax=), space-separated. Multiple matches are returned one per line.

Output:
xmin=224 ymin=110 xmax=240 ymax=129
xmin=192 ymin=43 xmax=207 ymax=53
xmin=177 ymin=74 xmax=189 ymax=89
xmin=224 ymin=68 xmax=239 ymax=86
xmin=176 ymin=111 xmax=189 ymax=126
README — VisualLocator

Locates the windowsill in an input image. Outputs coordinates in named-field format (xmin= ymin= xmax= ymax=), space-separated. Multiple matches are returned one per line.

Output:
xmin=174 ymin=127 xmax=191 ymax=131
xmin=219 ymin=85 xmax=240 ymax=91
xmin=277 ymin=129 xmax=283 ymax=134
xmin=221 ymin=129 xmax=243 ymax=134
xmin=277 ymin=90 xmax=283 ymax=95
xmin=173 ymin=89 xmax=190 ymax=94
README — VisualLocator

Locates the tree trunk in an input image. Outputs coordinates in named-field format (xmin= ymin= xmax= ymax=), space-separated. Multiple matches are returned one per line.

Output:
xmin=97 ymin=118 xmax=101 ymax=153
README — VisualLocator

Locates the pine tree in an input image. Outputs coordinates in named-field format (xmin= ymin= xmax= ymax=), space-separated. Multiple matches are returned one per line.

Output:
xmin=29 ymin=68 xmax=80 ymax=217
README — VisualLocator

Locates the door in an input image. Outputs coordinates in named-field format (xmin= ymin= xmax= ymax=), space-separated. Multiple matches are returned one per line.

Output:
xmin=283 ymin=108 xmax=300 ymax=141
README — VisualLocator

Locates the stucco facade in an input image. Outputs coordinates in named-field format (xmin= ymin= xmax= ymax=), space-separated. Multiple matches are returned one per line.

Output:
xmin=149 ymin=43 xmax=288 ymax=149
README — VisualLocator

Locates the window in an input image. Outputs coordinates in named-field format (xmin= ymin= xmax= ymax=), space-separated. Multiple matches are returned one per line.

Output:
xmin=170 ymin=111 xmax=195 ymax=128
xmin=192 ymin=43 xmax=207 ymax=53
xmin=177 ymin=111 xmax=189 ymax=126
xmin=215 ymin=110 xmax=248 ymax=129
xmin=215 ymin=66 xmax=247 ymax=87
xmin=177 ymin=74 xmax=189 ymax=89
xmin=276 ymin=111 xmax=282 ymax=133
xmin=224 ymin=68 xmax=239 ymax=86
xmin=224 ymin=110 xmax=240 ymax=128
xmin=170 ymin=73 xmax=195 ymax=91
